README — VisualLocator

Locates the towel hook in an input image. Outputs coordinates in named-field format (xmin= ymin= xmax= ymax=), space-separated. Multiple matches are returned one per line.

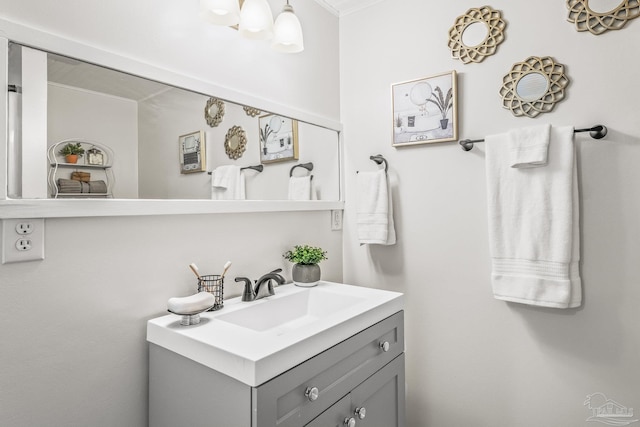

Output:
xmin=370 ymin=155 xmax=388 ymax=173
xmin=290 ymin=162 xmax=314 ymax=177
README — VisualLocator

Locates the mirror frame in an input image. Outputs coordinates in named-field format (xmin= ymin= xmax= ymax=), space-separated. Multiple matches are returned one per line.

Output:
xmin=0 ymin=18 xmax=344 ymax=219
xmin=499 ymin=56 xmax=570 ymax=118
xmin=448 ymin=6 xmax=506 ymax=64
xmin=224 ymin=125 xmax=247 ymax=160
xmin=204 ymin=97 xmax=225 ymax=127
xmin=566 ymin=0 xmax=640 ymax=34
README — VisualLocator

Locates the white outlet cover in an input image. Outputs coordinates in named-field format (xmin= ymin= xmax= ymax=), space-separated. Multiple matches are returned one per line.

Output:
xmin=1 ymin=219 xmax=45 ymax=264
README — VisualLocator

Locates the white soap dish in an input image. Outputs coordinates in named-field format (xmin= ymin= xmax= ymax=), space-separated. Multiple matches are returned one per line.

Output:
xmin=167 ymin=292 xmax=217 ymax=326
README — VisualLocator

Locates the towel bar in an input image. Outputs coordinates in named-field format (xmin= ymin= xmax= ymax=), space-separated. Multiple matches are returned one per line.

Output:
xmin=459 ymin=124 xmax=608 ymax=151
xmin=290 ymin=162 xmax=314 ymax=177
xmin=207 ymin=164 xmax=263 ymax=175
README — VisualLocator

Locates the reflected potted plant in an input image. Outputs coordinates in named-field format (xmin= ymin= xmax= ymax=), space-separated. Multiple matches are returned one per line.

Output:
xmin=58 ymin=142 xmax=85 ymax=164
xmin=283 ymin=245 xmax=327 ymax=287
xmin=427 ymin=86 xmax=453 ymax=129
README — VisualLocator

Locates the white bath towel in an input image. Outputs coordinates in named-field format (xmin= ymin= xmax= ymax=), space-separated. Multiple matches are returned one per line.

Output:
xmin=485 ymin=125 xmax=581 ymax=308
xmin=288 ymin=175 xmax=312 ymax=200
xmin=508 ymin=123 xmax=551 ymax=168
xmin=211 ymin=165 xmax=245 ymax=200
xmin=356 ymin=170 xmax=396 ymax=245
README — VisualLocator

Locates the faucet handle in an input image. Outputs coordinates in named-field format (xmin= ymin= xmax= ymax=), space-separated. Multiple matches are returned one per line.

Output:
xmin=235 ymin=277 xmax=255 ymax=302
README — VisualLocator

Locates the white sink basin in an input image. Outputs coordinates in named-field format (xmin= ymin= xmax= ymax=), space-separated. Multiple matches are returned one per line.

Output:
xmin=147 ymin=281 xmax=403 ymax=386
xmin=216 ymin=287 xmax=365 ymax=332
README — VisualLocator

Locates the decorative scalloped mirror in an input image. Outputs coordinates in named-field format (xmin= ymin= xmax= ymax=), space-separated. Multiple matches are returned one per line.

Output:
xmin=205 ymin=97 xmax=225 ymax=127
xmin=243 ymin=106 xmax=261 ymax=117
xmin=567 ymin=0 xmax=640 ymax=34
xmin=224 ymin=125 xmax=247 ymax=160
xmin=448 ymin=6 xmax=506 ymax=64
xmin=499 ymin=56 xmax=570 ymax=118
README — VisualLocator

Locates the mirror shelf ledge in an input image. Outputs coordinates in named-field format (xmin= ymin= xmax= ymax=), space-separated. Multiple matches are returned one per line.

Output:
xmin=0 ymin=199 xmax=345 ymax=220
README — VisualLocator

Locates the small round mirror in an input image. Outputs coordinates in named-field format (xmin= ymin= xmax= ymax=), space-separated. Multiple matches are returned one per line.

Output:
xmin=461 ymin=21 xmax=489 ymax=47
xmin=567 ymin=0 xmax=639 ymax=34
xmin=515 ymin=72 xmax=550 ymax=102
xmin=205 ymin=98 xmax=225 ymax=127
xmin=448 ymin=6 xmax=506 ymax=64
xmin=224 ymin=125 xmax=247 ymax=160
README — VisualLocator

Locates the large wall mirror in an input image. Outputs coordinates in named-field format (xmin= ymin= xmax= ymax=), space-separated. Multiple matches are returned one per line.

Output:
xmin=6 ymin=43 xmax=341 ymax=205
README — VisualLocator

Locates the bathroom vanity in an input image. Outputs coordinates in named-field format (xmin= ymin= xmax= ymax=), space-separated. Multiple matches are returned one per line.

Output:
xmin=147 ymin=282 xmax=405 ymax=427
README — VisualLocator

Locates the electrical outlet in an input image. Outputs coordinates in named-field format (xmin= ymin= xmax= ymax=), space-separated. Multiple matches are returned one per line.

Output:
xmin=15 ymin=222 xmax=34 ymax=235
xmin=2 ymin=219 xmax=45 ymax=264
xmin=331 ymin=210 xmax=343 ymax=231
xmin=15 ymin=239 xmax=32 ymax=251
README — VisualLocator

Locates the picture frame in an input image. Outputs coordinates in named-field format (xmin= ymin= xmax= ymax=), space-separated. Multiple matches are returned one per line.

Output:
xmin=392 ymin=70 xmax=458 ymax=147
xmin=178 ymin=130 xmax=206 ymax=174
xmin=258 ymin=114 xmax=299 ymax=164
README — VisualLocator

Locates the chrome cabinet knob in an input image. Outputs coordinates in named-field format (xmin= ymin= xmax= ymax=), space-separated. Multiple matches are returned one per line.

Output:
xmin=379 ymin=341 xmax=390 ymax=352
xmin=305 ymin=386 xmax=319 ymax=402
xmin=343 ymin=417 xmax=356 ymax=427
xmin=354 ymin=407 xmax=366 ymax=419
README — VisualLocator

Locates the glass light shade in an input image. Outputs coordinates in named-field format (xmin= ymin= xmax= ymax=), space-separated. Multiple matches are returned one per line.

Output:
xmin=200 ymin=0 xmax=240 ymax=26
xmin=238 ymin=0 xmax=274 ymax=40
xmin=272 ymin=5 xmax=304 ymax=53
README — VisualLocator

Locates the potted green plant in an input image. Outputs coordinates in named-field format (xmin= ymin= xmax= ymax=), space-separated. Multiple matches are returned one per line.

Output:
xmin=427 ymin=86 xmax=453 ymax=130
xmin=58 ymin=142 xmax=85 ymax=164
xmin=283 ymin=245 xmax=327 ymax=287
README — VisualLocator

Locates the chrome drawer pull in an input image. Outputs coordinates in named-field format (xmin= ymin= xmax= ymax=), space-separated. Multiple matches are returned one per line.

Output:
xmin=379 ymin=341 xmax=390 ymax=352
xmin=343 ymin=417 xmax=356 ymax=427
xmin=355 ymin=407 xmax=366 ymax=419
xmin=305 ymin=386 xmax=319 ymax=402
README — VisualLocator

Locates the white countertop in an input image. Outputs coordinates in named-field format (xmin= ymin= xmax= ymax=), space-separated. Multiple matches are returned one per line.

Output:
xmin=146 ymin=281 xmax=403 ymax=386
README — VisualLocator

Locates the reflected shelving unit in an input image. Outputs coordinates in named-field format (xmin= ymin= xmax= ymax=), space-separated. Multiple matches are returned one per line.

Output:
xmin=47 ymin=139 xmax=115 ymax=198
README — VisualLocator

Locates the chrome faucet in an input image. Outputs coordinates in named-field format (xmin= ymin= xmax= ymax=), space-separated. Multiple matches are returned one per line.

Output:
xmin=235 ymin=269 xmax=285 ymax=302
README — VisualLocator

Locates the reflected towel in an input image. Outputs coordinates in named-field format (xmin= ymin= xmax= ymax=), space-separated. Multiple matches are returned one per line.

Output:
xmin=211 ymin=166 xmax=245 ymax=200
xmin=356 ymin=170 xmax=396 ymax=245
xmin=508 ymin=124 xmax=551 ymax=168
xmin=485 ymin=125 xmax=581 ymax=308
xmin=288 ymin=176 xmax=312 ymax=201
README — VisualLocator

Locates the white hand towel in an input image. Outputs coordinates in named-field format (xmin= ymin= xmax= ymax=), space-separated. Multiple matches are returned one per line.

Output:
xmin=211 ymin=165 xmax=245 ymax=200
xmin=288 ymin=176 xmax=312 ymax=200
xmin=508 ymin=123 xmax=551 ymax=168
xmin=357 ymin=170 xmax=396 ymax=245
xmin=485 ymin=125 xmax=581 ymax=308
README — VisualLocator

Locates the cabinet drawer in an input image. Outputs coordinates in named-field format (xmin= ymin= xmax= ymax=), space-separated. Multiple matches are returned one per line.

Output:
xmin=253 ymin=311 xmax=404 ymax=427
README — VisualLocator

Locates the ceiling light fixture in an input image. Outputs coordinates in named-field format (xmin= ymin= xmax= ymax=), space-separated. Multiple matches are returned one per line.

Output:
xmin=272 ymin=1 xmax=304 ymax=53
xmin=238 ymin=0 xmax=274 ymax=40
xmin=200 ymin=0 xmax=304 ymax=53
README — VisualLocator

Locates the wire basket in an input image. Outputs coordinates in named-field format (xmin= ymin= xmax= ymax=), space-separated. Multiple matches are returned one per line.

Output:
xmin=197 ymin=274 xmax=224 ymax=311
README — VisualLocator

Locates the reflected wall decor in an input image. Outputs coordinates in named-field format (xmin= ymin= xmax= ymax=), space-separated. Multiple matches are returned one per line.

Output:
xmin=392 ymin=71 xmax=458 ymax=146
xmin=179 ymin=130 xmax=206 ymax=173
xmin=259 ymin=114 xmax=299 ymax=163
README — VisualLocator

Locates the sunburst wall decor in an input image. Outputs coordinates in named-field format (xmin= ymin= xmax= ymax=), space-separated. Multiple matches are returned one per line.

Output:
xmin=567 ymin=0 xmax=640 ymax=34
xmin=448 ymin=6 xmax=506 ymax=64
xmin=499 ymin=56 xmax=570 ymax=118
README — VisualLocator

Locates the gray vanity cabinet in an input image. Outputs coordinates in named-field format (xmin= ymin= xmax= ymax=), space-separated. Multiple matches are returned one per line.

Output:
xmin=149 ymin=311 xmax=405 ymax=427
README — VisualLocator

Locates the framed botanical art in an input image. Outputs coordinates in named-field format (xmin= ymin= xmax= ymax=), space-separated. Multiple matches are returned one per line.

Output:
xmin=259 ymin=114 xmax=299 ymax=164
xmin=392 ymin=70 xmax=458 ymax=147
xmin=178 ymin=130 xmax=206 ymax=173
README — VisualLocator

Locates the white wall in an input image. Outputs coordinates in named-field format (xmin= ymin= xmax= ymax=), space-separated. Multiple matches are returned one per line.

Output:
xmin=340 ymin=1 xmax=640 ymax=426
xmin=0 ymin=1 xmax=341 ymax=426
